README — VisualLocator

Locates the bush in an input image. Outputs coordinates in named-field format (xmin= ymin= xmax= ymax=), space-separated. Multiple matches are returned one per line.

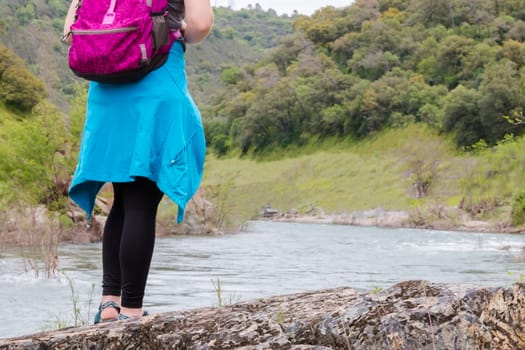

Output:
xmin=0 ymin=102 xmax=73 ymax=209
xmin=0 ymin=44 xmax=47 ymax=112
xmin=211 ymin=134 xmax=230 ymax=157
xmin=0 ymin=66 xmax=46 ymax=111
xmin=511 ymin=191 xmax=525 ymax=226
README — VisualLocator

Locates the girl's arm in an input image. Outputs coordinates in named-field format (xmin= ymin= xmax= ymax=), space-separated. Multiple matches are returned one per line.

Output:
xmin=63 ymin=0 xmax=80 ymax=40
xmin=182 ymin=0 xmax=214 ymax=44
xmin=63 ymin=0 xmax=213 ymax=44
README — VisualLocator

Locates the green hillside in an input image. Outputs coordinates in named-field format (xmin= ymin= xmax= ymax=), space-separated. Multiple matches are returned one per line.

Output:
xmin=0 ymin=4 xmax=295 ymax=237
xmin=2 ymin=1 xmax=525 ymax=235
xmin=0 ymin=43 xmax=77 ymax=214
xmin=196 ymin=0 xmax=525 ymax=230
xmin=202 ymin=124 xmax=525 ymax=231
xmin=204 ymin=0 xmax=525 ymax=154
xmin=0 ymin=3 xmax=295 ymax=111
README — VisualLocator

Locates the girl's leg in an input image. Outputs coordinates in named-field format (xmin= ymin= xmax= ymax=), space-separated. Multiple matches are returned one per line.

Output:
xmin=118 ymin=177 xmax=163 ymax=317
xmin=99 ymin=183 xmax=125 ymax=320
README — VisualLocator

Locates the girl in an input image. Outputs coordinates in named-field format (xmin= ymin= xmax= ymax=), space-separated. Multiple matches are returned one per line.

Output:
xmin=63 ymin=0 xmax=213 ymax=322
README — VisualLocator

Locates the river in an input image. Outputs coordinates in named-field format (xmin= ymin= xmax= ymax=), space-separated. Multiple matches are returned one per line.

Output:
xmin=1 ymin=220 xmax=525 ymax=338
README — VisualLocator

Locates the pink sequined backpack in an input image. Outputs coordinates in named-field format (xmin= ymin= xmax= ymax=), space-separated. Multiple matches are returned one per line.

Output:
xmin=67 ymin=0 xmax=180 ymax=83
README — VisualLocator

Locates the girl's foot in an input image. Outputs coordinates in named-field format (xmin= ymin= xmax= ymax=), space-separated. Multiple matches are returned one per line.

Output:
xmin=94 ymin=297 xmax=121 ymax=324
xmin=118 ymin=307 xmax=149 ymax=320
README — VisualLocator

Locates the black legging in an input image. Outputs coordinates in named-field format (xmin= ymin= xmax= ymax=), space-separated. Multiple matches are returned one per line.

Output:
xmin=102 ymin=177 xmax=163 ymax=308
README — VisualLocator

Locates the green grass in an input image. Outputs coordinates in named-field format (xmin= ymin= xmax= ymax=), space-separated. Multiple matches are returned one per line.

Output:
xmin=202 ymin=124 xmax=473 ymax=229
xmin=202 ymin=124 xmax=525 ymax=231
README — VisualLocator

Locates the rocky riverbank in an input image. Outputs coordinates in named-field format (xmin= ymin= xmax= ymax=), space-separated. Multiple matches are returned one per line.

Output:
xmin=2 ymin=280 xmax=525 ymax=349
xmin=2 ymin=197 xmax=523 ymax=249
xmin=261 ymin=205 xmax=525 ymax=234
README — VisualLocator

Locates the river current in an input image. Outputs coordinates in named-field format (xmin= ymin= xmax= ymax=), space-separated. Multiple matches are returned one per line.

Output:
xmin=1 ymin=220 xmax=525 ymax=338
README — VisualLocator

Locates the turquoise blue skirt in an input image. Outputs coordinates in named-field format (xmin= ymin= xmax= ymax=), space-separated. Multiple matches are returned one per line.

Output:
xmin=69 ymin=42 xmax=206 ymax=223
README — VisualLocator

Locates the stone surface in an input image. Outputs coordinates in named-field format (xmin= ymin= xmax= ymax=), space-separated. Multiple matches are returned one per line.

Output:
xmin=268 ymin=207 xmax=525 ymax=234
xmin=170 ymin=190 xmax=222 ymax=235
xmin=2 ymin=280 xmax=525 ymax=349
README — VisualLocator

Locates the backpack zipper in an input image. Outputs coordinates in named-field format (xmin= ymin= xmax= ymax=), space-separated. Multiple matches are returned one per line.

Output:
xmin=72 ymin=27 xmax=138 ymax=35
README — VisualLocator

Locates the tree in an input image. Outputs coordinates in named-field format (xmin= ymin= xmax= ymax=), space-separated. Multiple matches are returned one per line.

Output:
xmin=0 ymin=44 xmax=47 ymax=112
xmin=348 ymin=49 xmax=400 ymax=80
xmin=378 ymin=0 xmax=409 ymax=12
xmin=294 ymin=2 xmax=378 ymax=47
xmin=420 ymin=35 xmax=476 ymax=88
xmin=268 ymin=34 xmax=310 ymax=76
xmin=490 ymin=15 xmax=516 ymax=43
xmin=408 ymin=0 xmax=458 ymax=28
xmin=237 ymin=77 xmax=304 ymax=152
xmin=402 ymin=136 xmax=446 ymax=198
xmin=0 ymin=103 xmax=72 ymax=207
xmin=221 ymin=66 xmax=243 ymax=85
xmin=478 ymin=60 xmax=524 ymax=144
xmin=211 ymin=134 xmax=230 ymax=157
xmin=500 ymin=40 xmax=525 ymax=68
xmin=443 ymin=85 xmax=483 ymax=147
xmin=342 ymin=0 xmax=381 ymax=32
xmin=294 ymin=67 xmax=357 ymax=136
xmin=507 ymin=20 xmax=525 ymax=42
xmin=0 ymin=66 xmax=46 ymax=112
xmin=14 ymin=3 xmax=37 ymax=25
xmin=331 ymin=32 xmax=360 ymax=67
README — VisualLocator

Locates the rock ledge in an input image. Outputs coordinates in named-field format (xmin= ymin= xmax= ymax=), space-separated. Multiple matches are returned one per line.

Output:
xmin=1 ymin=280 xmax=524 ymax=349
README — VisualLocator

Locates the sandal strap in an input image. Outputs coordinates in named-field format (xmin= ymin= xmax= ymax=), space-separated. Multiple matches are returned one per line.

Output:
xmin=94 ymin=301 xmax=121 ymax=324
xmin=99 ymin=300 xmax=121 ymax=312
xmin=118 ymin=310 xmax=148 ymax=320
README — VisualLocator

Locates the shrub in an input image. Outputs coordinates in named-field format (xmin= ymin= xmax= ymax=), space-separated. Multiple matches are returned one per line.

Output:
xmin=211 ymin=134 xmax=230 ymax=156
xmin=0 ymin=66 xmax=46 ymax=111
xmin=511 ymin=191 xmax=525 ymax=226
xmin=0 ymin=102 xmax=73 ymax=209
xmin=0 ymin=44 xmax=47 ymax=112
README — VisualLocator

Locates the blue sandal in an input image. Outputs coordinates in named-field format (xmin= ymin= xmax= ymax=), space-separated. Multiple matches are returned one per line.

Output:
xmin=94 ymin=301 xmax=121 ymax=324
xmin=118 ymin=310 xmax=149 ymax=320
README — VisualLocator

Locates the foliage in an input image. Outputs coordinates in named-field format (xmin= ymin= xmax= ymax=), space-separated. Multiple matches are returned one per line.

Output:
xmin=211 ymin=134 xmax=230 ymax=157
xmin=201 ymin=123 xmax=525 ymax=231
xmin=62 ymin=273 xmax=96 ymax=328
xmin=0 ymin=4 xmax=297 ymax=231
xmin=0 ymin=102 xmax=74 ymax=209
xmin=203 ymin=0 xmax=525 ymax=155
xmin=511 ymin=191 xmax=525 ymax=226
xmin=211 ymin=277 xmax=240 ymax=306
xmin=181 ymin=6 xmax=295 ymax=107
xmin=459 ymin=134 xmax=525 ymax=219
xmin=6 ymin=0 xmax=525 ymax=156
xmin=0 ymin=4 xmax=294 ymax=111
xmin=0 ymin=47 xmax=77 ymax=213
xmin=202 ymin=125 xmax=437 ymax=229
xmin=401 ymin=137 xmax=446 ymax=198
xmin=4 ymin=0 xmax=525 ymax=231
xmin=477 ymin=60 xmax=524 ymax=144
xmin=203 ymin=172 xmax=238 ymax=229
xmin=0 ymin=43 xmax=46 ymax=111
xmin=443 ymin=85 xmax=483 ymax=147
xmin=0 ymin=0 xmax=76 ymax=110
